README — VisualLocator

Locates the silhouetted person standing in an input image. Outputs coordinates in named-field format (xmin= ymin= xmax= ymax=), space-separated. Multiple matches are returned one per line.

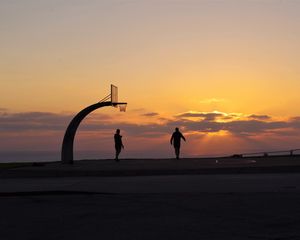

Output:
xmin=170 ymin=127 xmax=186 ymax=159
xmin=114 ymin=129 xmax=124 ymax=162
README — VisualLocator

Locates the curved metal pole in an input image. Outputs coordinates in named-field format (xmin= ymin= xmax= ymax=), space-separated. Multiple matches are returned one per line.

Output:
xmin=61 ymin=101 xmax=112 ymax=164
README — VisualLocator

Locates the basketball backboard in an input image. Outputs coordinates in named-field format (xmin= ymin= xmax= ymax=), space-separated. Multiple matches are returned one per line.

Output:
xmin=98 ymin=84 xmax=126 ymax=111
xmin=111 ymin=84 xmax=118 ymax=104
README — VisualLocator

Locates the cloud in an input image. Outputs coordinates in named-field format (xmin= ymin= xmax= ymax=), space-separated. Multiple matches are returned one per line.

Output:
xmin=199 ymin=98 xmax=225 ymax=104
xmin=141 ymin=112 xmax=159 ymax=117
xmin=177 ymin=111 xmax=274 ymax=123
xmin=224 ymin=120 xmax=288 ymax=136
xmin=171 ymin=111 xmax=300 ymax=136
xmin=2 ymin=109 xmax=300 ymax=157
xmin=1 ymin=109 xmax=300 ymax=139
xmin=0 ymin=111 xmax=111 ymax=132
xmin=291 ymin=116 xmax=300 ymax=122
xmin=128 ymin=108 xmax=145 ymax=113
xmin=248 ymin=114 xmax=271 ymax=120
xmin=176 ymin=111 xmax=225 ymax=121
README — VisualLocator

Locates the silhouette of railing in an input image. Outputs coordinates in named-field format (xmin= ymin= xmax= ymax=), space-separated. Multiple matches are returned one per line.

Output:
xmin=231 ymin=149 xmax=300 ymax=158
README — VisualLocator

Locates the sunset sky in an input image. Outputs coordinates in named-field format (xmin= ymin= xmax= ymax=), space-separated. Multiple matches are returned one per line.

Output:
xmin=1 ymin=0 xmax=300 ymax=161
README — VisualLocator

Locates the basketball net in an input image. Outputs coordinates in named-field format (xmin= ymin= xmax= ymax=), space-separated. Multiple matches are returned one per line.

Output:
xmin=118 ymin=104 xmax=127 ymax=112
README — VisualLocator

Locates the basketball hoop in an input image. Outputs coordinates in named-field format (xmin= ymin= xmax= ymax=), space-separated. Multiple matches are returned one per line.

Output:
xmin=98 ymin=84 xmax=127 ymax=112
xmin=118 ymin=103 xmax=127 ymax=112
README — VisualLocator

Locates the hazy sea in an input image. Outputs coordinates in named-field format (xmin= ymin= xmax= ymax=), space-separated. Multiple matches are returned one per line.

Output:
xmin=0 ymin=151 xmax=112 ymax=163
xmin=0 ymin=150 xmax=179 ymax=163
xmin=1 ymin=150 xmax=289 ymax=163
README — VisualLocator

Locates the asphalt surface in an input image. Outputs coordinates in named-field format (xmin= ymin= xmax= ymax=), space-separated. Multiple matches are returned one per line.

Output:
xmin=2 ymin=156 xmax=300 ymax=178
xmin=1 ymin=174 xmax=300 ymax=240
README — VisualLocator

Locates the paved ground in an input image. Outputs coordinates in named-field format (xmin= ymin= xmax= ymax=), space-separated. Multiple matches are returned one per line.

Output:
xmin=1 ymin=174 xmax=300 ymax=240
xmin=2 ymin=156 xmax=300 ymax=178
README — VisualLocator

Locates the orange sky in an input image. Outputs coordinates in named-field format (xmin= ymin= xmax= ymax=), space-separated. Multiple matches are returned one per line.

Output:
xmin=1 ymin=1 xmax=300 ymax=160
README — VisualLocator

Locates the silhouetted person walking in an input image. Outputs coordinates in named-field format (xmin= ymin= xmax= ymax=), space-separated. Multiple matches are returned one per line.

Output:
xmin=170 ymin=127 xmax=186 ymax=159
xmin=114 ymin=129 xmax=124 ymax=161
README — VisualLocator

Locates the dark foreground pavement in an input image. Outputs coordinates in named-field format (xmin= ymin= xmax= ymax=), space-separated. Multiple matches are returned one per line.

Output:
xmin=1 ymin=174 xmax=300 ymax=240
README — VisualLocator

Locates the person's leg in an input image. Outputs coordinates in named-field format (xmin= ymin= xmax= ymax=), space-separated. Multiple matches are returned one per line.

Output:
xmin=175 ymin=147 xmax=180 ymax=159
xmin=115 ymin=147 xmax=121 ymax=161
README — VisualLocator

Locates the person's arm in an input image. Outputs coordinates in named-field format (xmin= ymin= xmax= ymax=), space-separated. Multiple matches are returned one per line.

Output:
xmin=170 ymin=134 xmax=174 ymax=145
xmin=181 ymin=134 xmax=186 ymax=142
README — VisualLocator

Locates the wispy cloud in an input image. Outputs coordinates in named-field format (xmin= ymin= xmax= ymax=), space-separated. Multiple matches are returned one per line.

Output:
xmin=248 ymin=114 xmax=271 ymax=120
xmin=141 ymin=112 xmax=159 ymax=117
xmin=199 ymin=98 xmax=226 ymax=104
xmin=176 ymin=111 xmax=225 ymax=121
xmin=0 ymin=111 xmax=112 ymax=132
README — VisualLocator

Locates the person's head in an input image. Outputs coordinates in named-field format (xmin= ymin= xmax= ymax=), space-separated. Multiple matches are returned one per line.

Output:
xmin=175 ymin=127 xmax=179 ymax=132
xmin=116 ymin=129 xmax=120 ymax=134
